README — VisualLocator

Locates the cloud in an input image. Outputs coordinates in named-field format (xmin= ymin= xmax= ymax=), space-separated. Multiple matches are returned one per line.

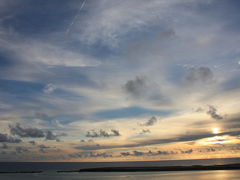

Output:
xmin=140 ymin=116 xmax=157 ymax=126
xmin=133 ymin=150 xmax=144 ymax=156
xmin=38 ymin=144 xmax=50 ymax=153
xmin=75 ymin=0 xmax=189 ymax=47
xmin=157 ymin=150 xmax=175 ymax=155
xmin=45 ymin=131 xmax=60 ymax=141
xmin=69 ymin=151 xmax=112 ymax=158
xmin=86 ymin=129 xmax=121 ymax=138
xmin=221 ymin=113 xmax=240 ymax=129
xmin=120 ymin=149 xmax=190 ymax=157
xmin=184 ymin=67 xmax=214 ymax=84
xmin=43 ymin=83 xmax=56 ymax=94
xmin=124 ymin=76 xmax=147 ymax=97
xmin=15 ymin=146 xmax=29 ymax=153
xmin=120 ymin=152 xmax=131 ymax=156
xmin=9 ymin=123 xmax=45 ymax=138
xmin=29 ymin=141 xmax=36 ymax=145
xmin=207 ymin=105 xmax=223 ymax=120
xmin=77 ymin=130 xmax=240 ymax=150
xmin=180 ymin=149 xmax=193 ymax=154
xmin=139 ymin=129 xmax=151 ymax=135
xmin=9 ymin=123 xmax=66 ymax=141
xmin=1 ymin=143 xmax=8 ymax=149
xmin=35 ymin=112 xmax=49 ymax=119
xmin=0 ymin=133 xmax=21 ymax=143
xmin=123 ymin=76 xmax=169 ymax=104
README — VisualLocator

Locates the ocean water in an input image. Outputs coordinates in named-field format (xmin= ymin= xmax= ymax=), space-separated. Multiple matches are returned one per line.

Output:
xmin=0 ymin=170 xmax=240 ymax=180
xmin=0 ymin=158 xmax=240 ymax=179
xmin=1 ymin=158 xmax=240 ymax=172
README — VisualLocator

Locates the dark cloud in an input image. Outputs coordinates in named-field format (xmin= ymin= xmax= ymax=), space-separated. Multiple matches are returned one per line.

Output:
xmin=207 ymin=105 xmax=223 ymax=120
xmin=205 ymin=147 xmax=216 ymax=152
xmin=1 ymin=143 xmax=8 ymax=149
xmin=0 ymin=133 xmax=21 ymax=143
xmin=139 ymin=129 xmax=151 ymax=135
xmin=120 ymin=149 xmax=192 ymax=157
xmin=185 ymin=67 xmax=214 ymax=84
xmin=9 ymin=123 xmax=45 ymax=138
xmin=124 ymin=76 xmax=147 ymax=97
xmin=120 ymin=152 xmax=131 ymax=156
xmin=35 ymin=112 xmax=49 ymax=119
xmin=57 ymin=132 xmax=68 ymax=137
xmin=9 ymin=123 xmax=66 ymax=141
xmin=157 ymin=150 xmax=174 ymax=155
xmin=180 ymin=149 xmax=193 ymax=154
xmin=140 ymin=116 xmax=157 ymax=126
xmin=86 ymin=129 xmax=121 ymax=138
xmin=69 ymin=151 xmax=112 ymax=158
xmin=38 ymin=144 xmax=50 ymax=153
xmin=29 ymin=141 xmax=36 ymax=145
xmin=133 ymin=150 xmax=144 ymax=156
xmin=15 ymin=146 xmax=29 ymax=153
xmin=45 ymin=130 xmax=59 ymax=141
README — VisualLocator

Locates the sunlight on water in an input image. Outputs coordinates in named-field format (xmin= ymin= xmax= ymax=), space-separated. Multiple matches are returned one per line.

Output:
xmin=0 ymin=170 xmax=240 ymax=180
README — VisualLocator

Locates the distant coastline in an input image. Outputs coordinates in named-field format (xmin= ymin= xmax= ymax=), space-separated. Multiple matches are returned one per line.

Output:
xmin=1 ymin=164 xmax=240 ymax=173
xmin=58 ymin=164 xmax=240 ymax=173
xmin=0 ymin=171 xmax=42 ymax=174
xmin=1 ymin=158 xmax=240 ymax=173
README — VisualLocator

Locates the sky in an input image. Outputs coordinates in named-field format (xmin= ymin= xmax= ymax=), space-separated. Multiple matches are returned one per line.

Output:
xmin=0 ymin=0 xmax=240 ymax=162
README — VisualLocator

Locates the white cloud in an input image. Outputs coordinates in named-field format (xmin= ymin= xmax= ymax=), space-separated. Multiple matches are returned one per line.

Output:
xmin=43 ymin=83 xmax=56 ymax=94
xmin=73 ymin=0 xmax=193 ymax=47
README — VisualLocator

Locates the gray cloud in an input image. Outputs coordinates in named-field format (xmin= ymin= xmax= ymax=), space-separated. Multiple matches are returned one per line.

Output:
xmin=207 ymin=105 xmax=223 ymax=120
xmin=133 ymin=150 xmax=144 ymax=156
xmin=185 ymin=67 xmax=214 ymax=84
xmin=0 ymin=133 xmax=21 ymax=143
xmin=9 ymin=123 xmax=66 ymax=141
xmin=139 ymin=129 xmax=151 ymax=135
xmin=120 ymin=152 xmax=131 ymax=156
xmin=38 ymin=144 xmax=50 ymax=153
xmin=86 ymin=129 xmax=121 ymax=138
xmin=157 ymin=150 xmax=175 ymax=155
xmin=15 ymin=146 xmax=29 ymax=153
xmin=124 ymin=76 xmax=147 ymax=97
xmin=35 ymin=112 xmax=49 ymax=119
xmin=180 ymin=149 xmax=193 ymax=154
xmin=9 ymin=123 xmax=45 ymax=138
xmin=45 ymin=131 xmax=59 ymax=141
xmin=69 ymin=151 xmax=112 ymax=159
xmin=29 ymin=141 xmax=36 ymax=145
xmin=1 ymin=143 xmax=8 ymax=149
xmin=123 ymin=76 xmax=170 ymax=104
xmin=140 ymin=116 xmax=157 ymax=126
xmin=120 ymin=149 xmax=193 ymax=157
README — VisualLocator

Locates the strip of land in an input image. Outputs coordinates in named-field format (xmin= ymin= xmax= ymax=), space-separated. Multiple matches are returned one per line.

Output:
xmin=0 ymin=171 xmax=42 ymax=174
xmin=58 ymin=164 xmax=240 ymax=173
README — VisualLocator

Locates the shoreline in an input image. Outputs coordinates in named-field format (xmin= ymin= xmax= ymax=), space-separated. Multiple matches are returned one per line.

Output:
xmin=1 ymin=163 xmax=240 ymax=173
xmin=0 ymin=171 xmax=42 ymax=174
xmin=58 ymin=163 xmax=240 ymax=173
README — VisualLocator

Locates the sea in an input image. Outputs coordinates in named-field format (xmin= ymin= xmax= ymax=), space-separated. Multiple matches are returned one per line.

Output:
xmin=0 ymin=158 xmax=240 ymax=179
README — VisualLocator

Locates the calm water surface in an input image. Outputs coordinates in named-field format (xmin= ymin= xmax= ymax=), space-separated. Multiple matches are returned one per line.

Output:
xmin=0 ymin=170 xmax=240 ymax=180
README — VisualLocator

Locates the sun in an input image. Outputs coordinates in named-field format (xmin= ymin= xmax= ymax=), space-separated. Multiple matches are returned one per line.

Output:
xmin=212 ymin=128 xmax=219 ymax=135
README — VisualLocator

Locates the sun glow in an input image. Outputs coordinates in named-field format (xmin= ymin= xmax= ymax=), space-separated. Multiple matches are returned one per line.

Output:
xmin=212 ymin=128 xmax=220 ymax=135
xmin=198 ymin=135 xmax=236 ymax=145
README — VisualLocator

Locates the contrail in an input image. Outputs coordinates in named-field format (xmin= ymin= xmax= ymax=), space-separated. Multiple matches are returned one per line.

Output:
xmin=66 ymin=0 xmax=87 ymax=34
